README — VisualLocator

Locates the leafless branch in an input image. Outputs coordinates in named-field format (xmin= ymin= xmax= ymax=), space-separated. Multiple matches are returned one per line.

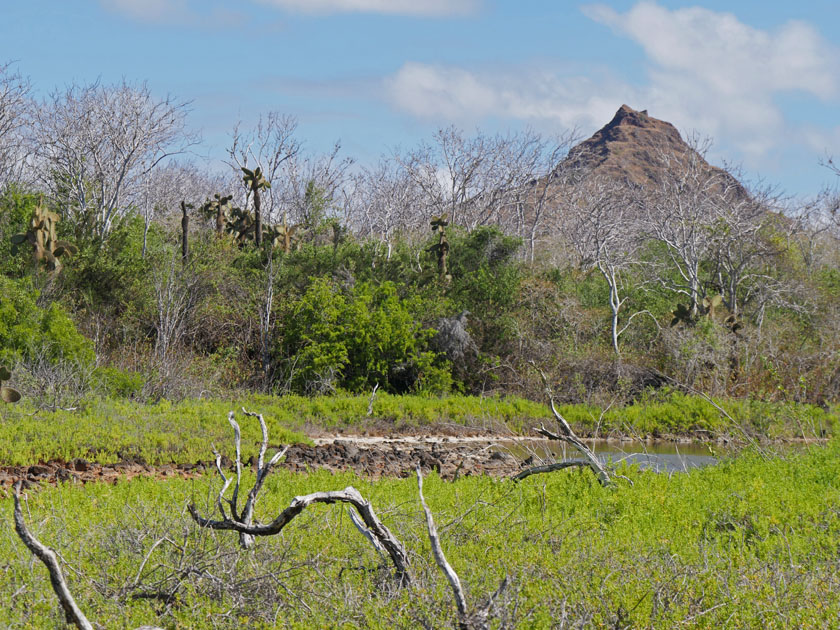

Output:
xmin=12 ymin=482 xmax=95 ymax=630
xmin=525 ymin=362 xmax=612 ymax=486
xmin=512 ymin=460 xmax=590 ymax=482
xmin=32 ymin=79 xmax=196 ymax=239
xmin=188 ymin=409 xmax=411 ymax=586
xmin=416 ymin=466 xmax=507 ymax=630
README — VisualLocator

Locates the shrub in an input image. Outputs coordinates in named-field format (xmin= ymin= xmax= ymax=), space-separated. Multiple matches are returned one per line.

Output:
xmin=0 ymin=276 xmax=94 ymax=366
xmin=278 ymin=278 xmax=449 ymax=394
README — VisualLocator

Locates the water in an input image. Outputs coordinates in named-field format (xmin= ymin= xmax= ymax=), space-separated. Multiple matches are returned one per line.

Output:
xmin=496 ymin=439 xmax=718 ymax=473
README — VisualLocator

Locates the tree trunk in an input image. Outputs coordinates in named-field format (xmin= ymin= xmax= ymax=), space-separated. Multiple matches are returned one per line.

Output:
xmin=254 ymin=188 xmax=262 ymax=247
xmin=180 ymin=202 xmax=189 ymax=264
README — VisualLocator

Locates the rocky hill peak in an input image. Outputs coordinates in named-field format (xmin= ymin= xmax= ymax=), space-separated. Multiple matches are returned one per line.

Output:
xmin=564 ymin=105 xmax=743 ymax=194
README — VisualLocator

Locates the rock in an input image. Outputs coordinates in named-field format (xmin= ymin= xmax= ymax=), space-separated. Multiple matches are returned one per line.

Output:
xmin=27 ymin=465 xmax=51 ymax=477
xmin=56 ymin=468 xmax=77 ymax=482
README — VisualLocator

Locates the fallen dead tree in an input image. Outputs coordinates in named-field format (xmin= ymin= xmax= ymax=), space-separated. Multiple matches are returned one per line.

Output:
xmin=13 ymin=481 xmax=164 ymax=630
xmin=516 ymin=363 xmax=612 ymax=486
xmin=188 ymin=408 xmax=412 ymax=586
xmin=417 ymin=466 xmax=508 ymax=630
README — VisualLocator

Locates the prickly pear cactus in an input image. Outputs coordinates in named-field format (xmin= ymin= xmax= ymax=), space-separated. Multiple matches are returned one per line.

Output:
xmin=11 ymin=202 xmax=78 ymax=273
xmin=669 ymin=302 xmax=693 ymax=327
xmin=0 ymin=366 xmax=20 ymax=404
xmin=428 ymin=215 xmax=451 ymax=283
xmin=266 ymin=214 xmax=299 ymax=253
xmin=702 ymin=294 xmax=723 ymax=318
xmin=225 ymin=206 xmax=255 ymax=245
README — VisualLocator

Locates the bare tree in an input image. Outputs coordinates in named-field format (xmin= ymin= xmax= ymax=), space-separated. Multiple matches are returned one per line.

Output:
xmin=513 ymin=132 xmax=577 ymax=261
xmin=279 ymin=142 xmax=354 ymax=232
xmin=138 ymin=160 xmax=226 ymax=256
xmin=0 ymin=61 xmax=31 ymax=189
xmin=347 ymin=159 xmax=425 ymax=255
xmin=227 ymin=112 xmax=300 ymax=226
xmin=258 ymin=252 xmax=276 ymax=389
xmin=152 ymin=250 xmax=200 ymax=393
xmin=706 ymin=183 xmax=787 ymax=317
xmin=188 ymin=409 xmax=412 ymax=585
xmin=564 ymin=176 xmax=649 ymax=355
xmin=13 ymin=482 xmax=164 ymax=630
xmin=641 ymin=138 xmax=732 ymax=316
xmin=32 ymin=80 xmax=195 ymax=239
xmin=515 ymin=363 xmax=612 ymax=486
xmin=417 ymin=467 xmax=508 ymax=630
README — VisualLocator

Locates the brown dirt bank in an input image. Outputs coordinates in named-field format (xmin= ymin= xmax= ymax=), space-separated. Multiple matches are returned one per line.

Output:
xmin=0 ymin=439 xmax=525 ymax=493
xmin=3 ymin=434 xmax=819 ymax=494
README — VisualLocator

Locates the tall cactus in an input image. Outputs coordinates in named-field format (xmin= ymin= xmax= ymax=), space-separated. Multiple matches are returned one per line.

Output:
xmin=180 ymin=201 xmax=193 ymax=263
xmin=10 ymin=202 xmax=77 ymax=273
xmin=0 ymin=366 xmax=20 ymax=404
xmin=201 ymin=193 xmax=234 ymax=236
xmin=242 ymin=167 xmax=271 ymax=247
xmin=428 ymin=215 xmax=451 ymax=284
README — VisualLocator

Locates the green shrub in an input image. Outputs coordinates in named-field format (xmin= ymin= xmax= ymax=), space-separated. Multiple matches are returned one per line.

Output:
xmin=278 ymin=278 xmax=449 ymax=394
xmin=96 ymin=366 xmax=146 ymax=398
xmin=0 ymin=276 xmax=94 ymax=365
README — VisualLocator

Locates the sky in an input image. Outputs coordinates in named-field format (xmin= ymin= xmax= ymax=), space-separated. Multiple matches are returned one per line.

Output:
xmin=3 ymin=0 xmax=840 ymax=196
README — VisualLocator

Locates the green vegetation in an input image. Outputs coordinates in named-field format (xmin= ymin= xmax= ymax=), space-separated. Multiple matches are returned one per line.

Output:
xmin=2 ymin=440 xmax=839 ymax=628
xmin=0 ymin=275 xmax=94 ymax=366
xmin=0 ymin=393 xmax=834 ymax=468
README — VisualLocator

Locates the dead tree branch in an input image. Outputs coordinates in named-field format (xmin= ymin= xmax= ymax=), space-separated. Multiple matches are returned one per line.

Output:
xmin=13 ymin=482 xmax=165 ymax=630
xmin=523 ymin=362 xmax=612 ymax=486
xmin=189 ymin=409 xmax=411 ymax=586
xmin=512 ymin=460 xmax=590 ymax=482
xmin=417 ymin=467 xmax=507 ymax=630
xmin=13 ymin=482 xmax=94 ymax=630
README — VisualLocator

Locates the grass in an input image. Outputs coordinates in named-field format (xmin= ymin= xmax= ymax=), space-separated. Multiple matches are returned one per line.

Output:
xmin=0 ymin=392 xmax=835 ymax=468
xmin=1 ymin=440 xmax=839 ymax=628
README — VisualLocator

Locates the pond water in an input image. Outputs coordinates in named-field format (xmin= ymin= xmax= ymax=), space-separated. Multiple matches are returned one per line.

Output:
xmin=495 ymin=439 xmax=718 ymax=473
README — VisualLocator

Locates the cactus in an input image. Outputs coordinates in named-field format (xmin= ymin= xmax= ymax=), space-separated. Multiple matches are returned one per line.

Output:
xmin=200 ymin=193 xmax=234 ymax=236
xmin=242 ymin=167 xmax=271 ymax=247
xmin=0 ymin=366 xmax=21 ymax=403
xmin=180 ymin=200 xmax=193 ymax=263
xmin=224 ymin=206 xmax=255 ymax=245
xmin=265 ymin=213 xmax=299 ymax=253
xmin=669 ymin=302 xmax=693 ymax=327
xmin=428 ymin=215 xmax=451 ymax=283
xmin=202 ymin=189 xmax=300 ymax=252
xmin=702 ymin=294 xmax=723 ymax=318
xmin=724 ymin=313 xmax=743 ymax=334
xmin=670 ymin=294 xmax=742 ymax=333
xmin=10 ymin=202 xmax=77 ymax=273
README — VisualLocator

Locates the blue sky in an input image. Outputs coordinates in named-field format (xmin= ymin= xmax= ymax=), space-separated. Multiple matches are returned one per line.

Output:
xmin=3 ymin=0 xmax=840 ymax=196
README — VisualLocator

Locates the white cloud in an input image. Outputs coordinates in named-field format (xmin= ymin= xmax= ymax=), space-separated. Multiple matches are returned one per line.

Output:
xmin=385 ymin=62 xmax=630 ymax=132
xmin=99 ymin=0 xmax=190 ymax=23
xmin=585 ymin=2 xmax=837 ymax=100
xmin=254 ymin=0 xmax=480 ymax=17
xmin=385 ymin=2 xmax=840 ymax=170
xmin=583 ymin=1 xmax=839 ymax=160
